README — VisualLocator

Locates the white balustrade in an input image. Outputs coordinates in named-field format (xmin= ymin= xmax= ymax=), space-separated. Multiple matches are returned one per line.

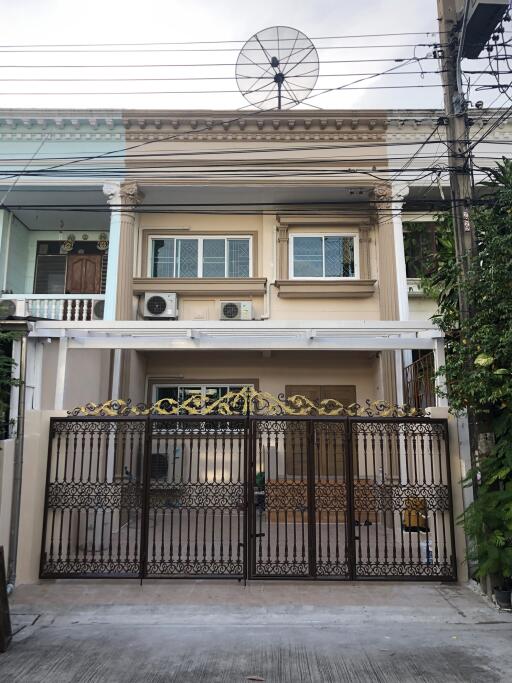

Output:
xmin=0 ymin=294 xmax=105 ymax=321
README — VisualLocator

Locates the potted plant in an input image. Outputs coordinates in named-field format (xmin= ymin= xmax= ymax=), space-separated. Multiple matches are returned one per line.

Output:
xmin=494 ymin=582 xmax=512 ymax=609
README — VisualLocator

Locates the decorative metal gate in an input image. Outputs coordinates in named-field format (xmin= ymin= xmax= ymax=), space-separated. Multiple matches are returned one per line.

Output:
xmin=145 ymin=416 xmax=246 ymax=577
xmin=40 ymin=391 xmax=457 ymax=581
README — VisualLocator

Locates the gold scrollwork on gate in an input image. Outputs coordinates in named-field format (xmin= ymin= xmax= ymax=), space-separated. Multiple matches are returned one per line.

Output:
xmin=69 ymin=387 xmax=423 ymax=418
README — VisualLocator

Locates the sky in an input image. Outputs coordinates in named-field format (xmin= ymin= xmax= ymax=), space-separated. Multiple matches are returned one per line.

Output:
xmin=0 ymin=0 xmax=500 ymax=111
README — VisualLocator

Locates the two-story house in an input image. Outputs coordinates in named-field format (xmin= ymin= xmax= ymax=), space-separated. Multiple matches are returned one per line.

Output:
xmin=0 ymin=107 xmax=507 ymax=584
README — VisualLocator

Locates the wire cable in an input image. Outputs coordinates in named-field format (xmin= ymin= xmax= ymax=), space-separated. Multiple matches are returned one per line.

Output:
xmin=0 ymin=32 xmax=455 ymax=49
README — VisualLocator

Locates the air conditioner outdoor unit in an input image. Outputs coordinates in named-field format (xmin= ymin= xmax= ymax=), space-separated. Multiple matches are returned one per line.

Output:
xmin=0 ymin=299 xmax=19 ymax=319
xmin=220 ymin=301 xmax=252 ymax=321
xmin=144 ymin=292 xmax=178 ymax=319
xmin=407 ymin=279 xmax=424 ymax=298
xmin=92 ymin=299 xmax=105 ymax=320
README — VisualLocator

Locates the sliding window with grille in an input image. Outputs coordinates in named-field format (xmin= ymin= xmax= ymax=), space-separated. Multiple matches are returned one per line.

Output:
xmin=289 ymin=235 xmax=357 ymax=279
xmin=150 ymin=236 xmax=252 ymax=278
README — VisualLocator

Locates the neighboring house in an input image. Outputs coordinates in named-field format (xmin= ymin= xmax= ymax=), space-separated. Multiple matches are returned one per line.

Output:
xmin=0 ymin=108 xmax=507 ymax=584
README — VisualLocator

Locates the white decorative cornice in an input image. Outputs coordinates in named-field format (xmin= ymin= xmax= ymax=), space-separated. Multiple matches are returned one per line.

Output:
xmin=0 ymin=109 xmax=511 ymax=144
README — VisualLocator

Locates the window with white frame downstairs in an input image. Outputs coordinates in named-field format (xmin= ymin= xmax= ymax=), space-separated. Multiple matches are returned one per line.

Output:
xmin=154 ymin=383 xmax=249 ymax=404
xmin=289 ymin=234 xmax=358 ymax=279
xmin=153 ymin=383 xmax=252 ymax=417
xmin=149 ymin=236 xmax=252 ymax=278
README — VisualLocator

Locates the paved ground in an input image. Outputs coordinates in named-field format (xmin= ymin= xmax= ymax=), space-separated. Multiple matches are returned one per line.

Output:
xmin=1 ymin=580 xmax=512 ymax=682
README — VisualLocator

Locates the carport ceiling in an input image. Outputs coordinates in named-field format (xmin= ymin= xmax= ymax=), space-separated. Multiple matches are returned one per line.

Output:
xmin=1 ymin=184 xmax=371 ymax=231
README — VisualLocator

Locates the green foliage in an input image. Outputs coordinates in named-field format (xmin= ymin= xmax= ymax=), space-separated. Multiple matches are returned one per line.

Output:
xmin=432 ymin=163 xmax=512 ymax=415
xmin=0 ymin=331 xmax=20 ymax=429
xmin=462 ymin=412 xmax=512 ymax=580
xmin=419 ymin=212 xmax=460 ymax=322
xmin=403 ymin=221 xmax=437 ymax=279
xmin=423 ymin=158 xmax=512 ymax=583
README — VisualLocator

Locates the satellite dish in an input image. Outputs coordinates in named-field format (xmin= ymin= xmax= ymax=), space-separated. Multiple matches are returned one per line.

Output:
xmin=236 ymin=26 xmax=319 ymax=110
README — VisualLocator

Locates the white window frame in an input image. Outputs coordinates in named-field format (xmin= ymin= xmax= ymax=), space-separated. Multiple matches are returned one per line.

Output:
xmin=148 ymin=235 xmax=253 ymax=278
xmin=288 ymin=233 xmax=359 ymax=280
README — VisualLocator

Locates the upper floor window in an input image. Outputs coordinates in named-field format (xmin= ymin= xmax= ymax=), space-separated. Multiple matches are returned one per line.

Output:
xmin=149 ymin=236 xmax=251 ymax=278
xmin=289 ymin=234 xmax=357 ymax=279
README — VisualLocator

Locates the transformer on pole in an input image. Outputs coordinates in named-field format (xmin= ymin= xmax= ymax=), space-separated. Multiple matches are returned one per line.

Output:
xmin=462 ymin=0 xmax=510 ymax=58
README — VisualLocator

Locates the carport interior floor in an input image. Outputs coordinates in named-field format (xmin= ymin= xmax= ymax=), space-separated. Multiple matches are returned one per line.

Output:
xmin=2 ymin=581 xmax=512 ymax=682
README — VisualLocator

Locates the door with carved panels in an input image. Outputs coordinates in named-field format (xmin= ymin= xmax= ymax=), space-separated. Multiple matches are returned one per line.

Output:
xmin=64 ymin=254 xmax=102 ymax=320
xmin=66 ymin=254 xmax=102 ymax=294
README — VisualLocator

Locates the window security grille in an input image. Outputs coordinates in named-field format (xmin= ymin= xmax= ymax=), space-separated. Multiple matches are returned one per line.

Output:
xmin=291 ymin=235 xmax=355 ymax=278
xmin=34 ymin=255 xmax=67 ymax=294
xmin=151 ymin=237 xmax=251 ymax=278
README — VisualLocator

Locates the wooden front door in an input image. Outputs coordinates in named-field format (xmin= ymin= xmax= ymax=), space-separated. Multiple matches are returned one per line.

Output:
xmin=66 ymin=254 xmax=102 ymax=294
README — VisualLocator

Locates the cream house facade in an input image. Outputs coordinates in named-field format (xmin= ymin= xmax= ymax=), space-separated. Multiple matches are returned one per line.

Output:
xmin=0 ymin=107 xmax=508 ymax=584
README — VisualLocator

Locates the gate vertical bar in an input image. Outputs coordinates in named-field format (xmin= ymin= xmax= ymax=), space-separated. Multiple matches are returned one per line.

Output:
xmin=345 ymin=417 xmax=356 ymax=580
xmin=306 ymin=420 xmax=317 ymax=578
xmin=139 ymin=416 xmax=152 ymax=582
xmin=244 ymin=412 xmax=252 ymax=583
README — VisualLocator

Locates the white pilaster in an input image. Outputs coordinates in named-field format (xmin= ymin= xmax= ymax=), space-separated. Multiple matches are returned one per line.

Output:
xmin=433 ymin=336 xmax=449 ymax=407
xmin=103 ymin=182 xmax=144 ymax=321
xmin=390 ymin=183 xmax=410 ymax=323
xmin=103 ymin=206 xmax=121 ymax=321
xmin=32 ymin=341 xmax=43 ymax=410
xmin=111 ymin=348 xmax=122 ymax=399
xmin=54 ymin=337 xmax=68 ymax=410
xmin=24 ymin=339 xmax=43 ymax=411
xmin=0 ymin=209 xmax=12 ymax=291
xmin=391 ymin=184 xmax=413 ymax=384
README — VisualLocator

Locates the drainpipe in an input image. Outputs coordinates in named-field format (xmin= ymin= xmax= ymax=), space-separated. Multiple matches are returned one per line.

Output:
xmin=6 ymin=332 xmax=27 ymax=591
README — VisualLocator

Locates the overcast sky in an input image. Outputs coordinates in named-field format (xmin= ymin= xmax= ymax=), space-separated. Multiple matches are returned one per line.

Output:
xmin=0 ymin=0 xmax=493 ymax=111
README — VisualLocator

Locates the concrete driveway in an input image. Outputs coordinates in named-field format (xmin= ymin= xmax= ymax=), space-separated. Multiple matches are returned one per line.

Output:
xmin=1 ymin=580 xmax=512 ymax=682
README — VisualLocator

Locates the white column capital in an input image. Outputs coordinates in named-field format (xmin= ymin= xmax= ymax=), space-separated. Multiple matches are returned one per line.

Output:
xmin=103 ymin=181 xmax=144 ymax=208
xmin=391 ymin=183 xmax=410 ymax=206
xmin=372 ymin=184 xmax=393 ymax=203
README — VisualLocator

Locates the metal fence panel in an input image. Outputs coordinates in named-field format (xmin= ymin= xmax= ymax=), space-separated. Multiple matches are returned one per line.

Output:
xmin=249 ymin=418 xmax=311 ymax=577
xmin=144 ymin=416 xmax=246 ymax=578
xmin=313 ymin=420 xmax=352 ymax=579
xmin=40 ymin=418 xmax=147 ymax=578
xmin=351 ymin=418 xmax=456 ymax=580
xmin=40 ymin=414 xmax=456 ymax=582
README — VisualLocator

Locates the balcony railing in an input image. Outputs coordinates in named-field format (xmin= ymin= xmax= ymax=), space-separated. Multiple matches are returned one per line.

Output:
xmin=0 ymin=294 xmax=105 ymax=321
xmin=403 ymin=352 xmax=435 ymax=411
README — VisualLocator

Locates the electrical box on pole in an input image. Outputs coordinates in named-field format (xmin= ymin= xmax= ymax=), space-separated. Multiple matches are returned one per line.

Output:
xmin=462 ymin=0 xmax=510 ymax=58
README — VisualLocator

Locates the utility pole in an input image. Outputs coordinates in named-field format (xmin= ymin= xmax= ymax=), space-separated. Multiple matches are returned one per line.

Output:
xmin=436 ymin=0 xmax=480 ymax=491
xmin=436 ymin=2 xmax=509 ymax=581
xmin=435 ymin=0 xmax=511 ymax=596
xmin=436 ymin=0 xmax=476 ymax=320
